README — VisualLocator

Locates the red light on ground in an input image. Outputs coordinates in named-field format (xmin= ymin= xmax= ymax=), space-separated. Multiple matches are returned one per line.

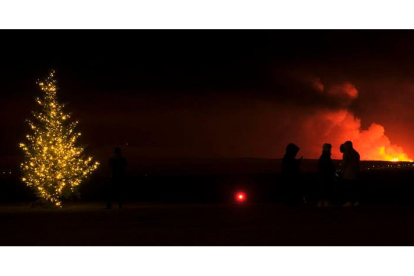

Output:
xmin=235 ymin=192 xmax=246 ymax=202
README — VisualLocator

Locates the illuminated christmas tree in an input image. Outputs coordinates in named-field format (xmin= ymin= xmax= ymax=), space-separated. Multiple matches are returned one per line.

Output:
xmin=19 ymin=70 xmax=99 ymax=207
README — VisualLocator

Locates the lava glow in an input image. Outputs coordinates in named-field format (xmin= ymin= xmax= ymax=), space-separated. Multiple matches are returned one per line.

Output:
xmin=344 ymin=122 xmax=412 ymax=162
xmin=356 ymin=137 xmax=413 ymax=162
xmin=301 ymin=81 xmax=413 ymax=162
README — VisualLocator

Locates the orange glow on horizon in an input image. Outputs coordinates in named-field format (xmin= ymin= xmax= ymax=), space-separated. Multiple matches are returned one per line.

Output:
xmin=304 ymin=80 xmax=413 ymax=163
xmin=316 ymin=111 xmax=413 ymax=162
xmin=365 ymin=146 xmax=413 ymax=162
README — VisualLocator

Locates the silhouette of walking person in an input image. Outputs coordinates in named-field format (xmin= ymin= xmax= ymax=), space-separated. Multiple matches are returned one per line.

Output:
xmin=281 ymin=143 xmax=303 ymax=207
xmin=106 ymin=147 xmax=127 ymax=209
xmin=318 ymin=143 xmax=335 ymax=207
xmin=342 ymin=141 xmax=360 ymax=207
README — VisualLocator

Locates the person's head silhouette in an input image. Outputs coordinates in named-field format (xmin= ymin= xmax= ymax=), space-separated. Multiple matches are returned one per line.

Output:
xmin=114 ymin=147 xmax=122 ymax=155
xmin=344 ymin=141 xmax=354 ymax=151
xmin=285 ymin=143 xmax=300 ymax=158
xmin=322 ymin=143 xmax=332 ymax=153
xmin=340 ymin=143 xmax=345 ymax=153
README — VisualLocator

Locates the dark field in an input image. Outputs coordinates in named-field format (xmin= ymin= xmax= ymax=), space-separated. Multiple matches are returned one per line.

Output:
xmin=1 ymin=160 xmax=414 ymax=245
xmin=1 ymin=203 xmax=414 ymax=245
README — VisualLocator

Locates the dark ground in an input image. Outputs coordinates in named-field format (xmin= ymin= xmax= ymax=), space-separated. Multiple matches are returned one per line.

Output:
xmin=2 ymin=162 xmax=414 ymax=245
xmin=1 ymin=202 xmax=414 ymax=246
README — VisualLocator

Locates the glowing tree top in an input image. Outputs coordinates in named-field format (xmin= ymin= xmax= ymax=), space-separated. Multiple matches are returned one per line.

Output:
xmin=19 ymin=70 xmax=99 ymax=207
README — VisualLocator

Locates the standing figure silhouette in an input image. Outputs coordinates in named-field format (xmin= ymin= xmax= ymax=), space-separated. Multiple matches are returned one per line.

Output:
xmin=106 ymin=147 xmax=127 ymax=209
xmin=318 ymin=143 xmax=335 ymax=207
xmin=340 ymin=143 xmax=345 ymax=154
xmin=342 ymin=141 xmax=360 ymax=207
xmin=281 ymin=143 xmax=303 ymax=207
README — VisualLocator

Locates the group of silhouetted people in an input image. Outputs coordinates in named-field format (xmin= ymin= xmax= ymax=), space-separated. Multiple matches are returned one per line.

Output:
xmin=282 ymin=141 xmax=360 ymax=208
xmin=106 ymin=141 xmax=361 ymax=209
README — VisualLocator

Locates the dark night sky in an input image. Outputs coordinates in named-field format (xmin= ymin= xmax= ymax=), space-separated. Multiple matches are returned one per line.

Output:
xmin=2 ymin=30 xmax=414 ymax=164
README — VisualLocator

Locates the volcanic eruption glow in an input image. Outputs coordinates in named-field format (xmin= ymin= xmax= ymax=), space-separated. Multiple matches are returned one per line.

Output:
xmin=298 ymin=80 xmax=413 ymax=162
xmin=306 ymin=109 xmax=413 ymax=162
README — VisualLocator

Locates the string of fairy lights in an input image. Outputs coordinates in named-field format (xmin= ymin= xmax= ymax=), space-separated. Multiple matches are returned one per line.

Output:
xmin=19 ymin=70 xmax=99 ymax=207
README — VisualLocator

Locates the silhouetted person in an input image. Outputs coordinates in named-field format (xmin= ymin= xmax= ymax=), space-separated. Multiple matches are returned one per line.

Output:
xmin=106 ymin=147 xmax=127 ymax=209
xmin=336 ymin=143 xmax=346 ymax=200
xmin=340 ymin=143 xmax=345 ymax=154
xmin=281 ymin=143 xmax=303 ymax=207
xmin=318 ymin=143 xmax=335 ymax=207
xmin=342 ymin=141 xmax=360 ymax=207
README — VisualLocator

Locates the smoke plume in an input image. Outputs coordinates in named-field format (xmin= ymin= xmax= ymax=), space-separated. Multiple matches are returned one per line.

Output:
xmin=291 ymin=78 xmax=412 ymax=161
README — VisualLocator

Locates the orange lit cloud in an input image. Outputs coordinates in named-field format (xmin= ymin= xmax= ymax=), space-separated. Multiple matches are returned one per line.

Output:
xmin=302 ymin=109 xmax=412 ymax=161
xmin=299 ymin=79 xmax=411 ymax=161
xmin=69 ymin=75 xmax=412 ymax=162
xmin=326 ymin=82 xmax=358 ymax=100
